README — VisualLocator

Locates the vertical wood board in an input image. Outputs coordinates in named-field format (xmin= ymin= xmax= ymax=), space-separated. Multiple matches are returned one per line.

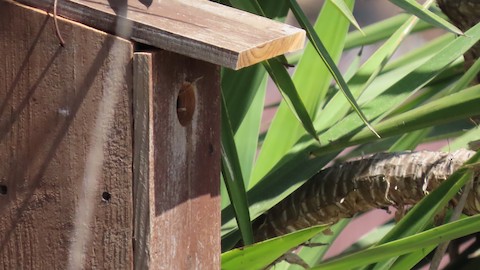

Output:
xmin=133 ymin=50 xmax=221 ymax=269
xmin=0 ymin=2 xmax=133 ymax=269
xmin=133 ymin=52 xmax=153 ymax=270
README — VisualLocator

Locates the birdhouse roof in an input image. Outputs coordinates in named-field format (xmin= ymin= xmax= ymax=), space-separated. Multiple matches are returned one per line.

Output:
xmin=15 ymin=0 xmax=305 ymax=70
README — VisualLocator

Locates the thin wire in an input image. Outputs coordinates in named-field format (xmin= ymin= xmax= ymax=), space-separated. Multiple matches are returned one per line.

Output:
xmin=54 ymin=0 xmax=65 ymax=46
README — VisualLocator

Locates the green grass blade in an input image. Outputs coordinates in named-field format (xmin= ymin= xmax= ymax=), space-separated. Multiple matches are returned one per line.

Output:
xmin=222 ymin=65 xmax=267 ymax=133
xmin=221 ymin=94 xmax=254 ymax=245
xmin=329 ymin=0 xmax=364 ymax=34
xmin=312 ymin=214 xmax=480 ymax=270
xmin=344 ymin=222 xmax=396 ymax=255
xmin=285 ymin=220 xmax=351 ymax=269
xmin=446 ymin=58 xmax=480 ymax=95
xmin=443 ymin=127 xmax=480 ymax=152
xmin=289 ymin=0 xmax=379 ymax=138
xmin=251 ymin=0 xmax=354 ymax=188
xmin=221 ymin=225 xmax=329 ymax=270
xmin=314 ymin=85 xmax=480 ymax=154
xmin=388 ymin=246 xmax=437 ymax=270
xmin=314 ymin=4 xmax=425 ymax=133
xmin=381 ymin=33 xmax=454 ymax=73
xmin=344 ymin=119 xmax=470 ymax=160
xmin=388 ymin=128 xmax=432 ymax=152
xmin=345 ymin=13 xmax=432 ymax=49
xmin=389 ymin=0 xmax=463 ymax=35
xmin=220 ymin=72 xmax=267 ymax=207
xmin=343 ymin=48 xmax=363 ymax=81
xmin=359 ymin=21 xmax=480 ymax=118
xmin=232 ymin=78 xmax=266 ymax=188
xmin=220 ymin=64 xmax=268 ymax=194
xmin=263 ymin=59 xmax=319 ymax=141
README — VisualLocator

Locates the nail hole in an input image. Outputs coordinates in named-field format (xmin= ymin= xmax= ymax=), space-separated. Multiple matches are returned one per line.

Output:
xmin=102 ymin=191 xmax=111 ymax=202
xmin=0 ymin=185 xmax=7 ymax=195
xmin=176 ymin=80 xmax=198 ymax=126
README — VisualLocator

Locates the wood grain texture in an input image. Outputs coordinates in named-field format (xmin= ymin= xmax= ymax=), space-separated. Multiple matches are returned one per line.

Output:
xmin=12 ymin=0 xmax=306 ymax=70
xmin=133 ymin=51 xmax=221 ymax=269
xmin=133 ymin=52 xmax=153 ymax=270
xmin=0 ymin=1 xmax=133 ymax=269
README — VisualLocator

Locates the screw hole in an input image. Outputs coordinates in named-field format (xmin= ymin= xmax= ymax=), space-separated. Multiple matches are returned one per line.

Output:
xmin=0 ymin=185 xmax=7 ymax=195
xmin=102 ymin=191 xmax=111 ymax=202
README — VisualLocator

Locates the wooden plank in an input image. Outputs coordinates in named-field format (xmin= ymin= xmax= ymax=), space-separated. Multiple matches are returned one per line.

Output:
xmin=0 ymin=1 xmax=133 ymax=269
xmin=133 ymin=52 xmax=153 ymax=270
xmin=133 ymin=50 xmax=221 ymax=269
xmin=12 ymin=0 xmax=305 ymax=70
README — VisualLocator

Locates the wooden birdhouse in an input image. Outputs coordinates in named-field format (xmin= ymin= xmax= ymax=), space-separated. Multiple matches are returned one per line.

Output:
xmin=0 ymin=0 xmax=304 ymax=269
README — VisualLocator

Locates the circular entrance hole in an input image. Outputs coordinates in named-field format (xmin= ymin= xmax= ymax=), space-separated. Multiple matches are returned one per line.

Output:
xmin=176 ymin=81 xmax=197 ymax=126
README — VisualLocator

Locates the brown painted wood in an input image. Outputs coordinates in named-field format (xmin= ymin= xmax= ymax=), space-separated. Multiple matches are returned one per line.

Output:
xmin=133 ymin=51 xmax=221 ymax=269
xmin=0 ymin=1 xmax=133 ymax=269
xmin=12 ymin=0 xmax=305 ymax=70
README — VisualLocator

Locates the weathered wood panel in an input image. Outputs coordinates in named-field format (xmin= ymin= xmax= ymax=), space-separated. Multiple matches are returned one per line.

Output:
xmin=133 ymin=51 xmax=221 ymax=269
xmin=133 ymin=52 xmax=153 ymax=270
xmin=0 ymin=1 xmax=133 ymax=269
xmin=13 ymin=0 xmax=305 ymax=70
